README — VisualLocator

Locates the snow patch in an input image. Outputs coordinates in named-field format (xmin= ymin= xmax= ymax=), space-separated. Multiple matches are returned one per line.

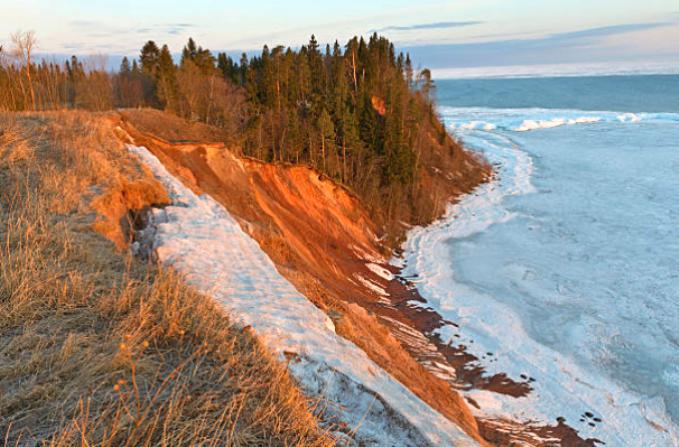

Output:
xmin=351 ymin=244 xmax=385 ymax=264
xmin=355 ymin=274 xmax=390 ymax=297
xmin=366 ymin=263 xmax=394 ymax=281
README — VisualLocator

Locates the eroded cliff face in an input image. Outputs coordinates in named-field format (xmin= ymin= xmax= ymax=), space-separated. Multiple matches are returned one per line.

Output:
xmin=81 ymin=109 xmax=602 ymax=446
xmin=115 ymin=115 xmax=493 ymax=444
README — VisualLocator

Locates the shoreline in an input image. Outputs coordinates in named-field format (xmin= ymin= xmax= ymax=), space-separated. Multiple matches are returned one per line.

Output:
xmin=120 ymin=112 xmax=597 ymax=445
xmin=127 ymin=143 xmax=479 ymax=446
xmin=118 ymin=116 xmax=489 ymax=444
xmin=118 ymin=109 xmax=676 ymax=445
xmin=399 ymin=120 xmax=679 ymax=445
xmin=391 ymin=165 xmax=600 ymax=446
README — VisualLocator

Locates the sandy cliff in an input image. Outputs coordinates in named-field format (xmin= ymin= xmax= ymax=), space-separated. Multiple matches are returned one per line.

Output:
xmin=100 ymin=109 xmax=599 ymax=446
xmin=115 ymin=110 xmax=490 ymax=444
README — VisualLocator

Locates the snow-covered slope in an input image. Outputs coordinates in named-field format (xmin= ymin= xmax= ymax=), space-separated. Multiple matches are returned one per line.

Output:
xmin=128 ymin=145 xmax=478 ymax=447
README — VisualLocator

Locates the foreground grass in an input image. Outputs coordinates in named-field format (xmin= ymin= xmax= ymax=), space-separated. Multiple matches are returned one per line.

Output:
xmin=0 ymin=112 xmax=333 ymax=446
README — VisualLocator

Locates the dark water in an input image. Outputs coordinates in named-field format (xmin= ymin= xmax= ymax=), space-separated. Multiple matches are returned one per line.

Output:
xmin=436 ymin=75 xmax=679 ymax=112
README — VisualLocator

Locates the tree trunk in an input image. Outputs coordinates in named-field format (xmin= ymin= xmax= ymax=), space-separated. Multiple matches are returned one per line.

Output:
xmin=342 ymin=136 xmax=347 ymax=183
xmin=321 ymin=132 xmax=326 ymax=171
xmin=351 ymin=50 xmax=358 ymax=93
xmin=206 ymin=75 xmax=215 ymax=124
xmin=26 ymin=51 xmax=35 ymax=110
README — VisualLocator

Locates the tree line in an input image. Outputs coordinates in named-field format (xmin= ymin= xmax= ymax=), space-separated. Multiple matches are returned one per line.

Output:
xmin=1 ymin=31 xmax=454 ymax=227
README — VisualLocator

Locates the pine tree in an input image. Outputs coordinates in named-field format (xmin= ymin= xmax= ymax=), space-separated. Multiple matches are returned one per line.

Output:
xmin=157 ymin=44 xmax=177 ymax=110
xmin=120 ymin=57 xmax=131 ymax=74
xmin=239 ymin=52 xmax=248 ymax=86
xmin=317 ymin=108 xmax=335 ymax=172
xmin=404 ymin=53 xmax=413 ymax=87
xmin=306 ymin=35 xmax=325 ymax=113
xmin=181 ymin=38 xmax=215 ymax=74
xmin=140 ymin=41 xmax=160 ymax=76
xmin=182 ymin=38 xmax=198 ymax=63
xmin=217 ymin=52 xmax=239 ymax=84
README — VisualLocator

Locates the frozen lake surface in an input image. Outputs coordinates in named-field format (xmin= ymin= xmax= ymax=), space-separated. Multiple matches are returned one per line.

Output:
xmin=402 ymin=77 xmax=679 ymax=445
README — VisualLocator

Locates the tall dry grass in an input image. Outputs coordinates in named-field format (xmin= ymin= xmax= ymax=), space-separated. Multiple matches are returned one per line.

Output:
xmin=0 ymin=111 xmax=333 ymax=446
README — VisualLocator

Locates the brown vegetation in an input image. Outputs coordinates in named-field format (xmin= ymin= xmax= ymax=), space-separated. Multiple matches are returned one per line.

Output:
xmin=0 ymin=112 xmax=332 ymax=446
xmin=91 ymin=179 xmax=169 ymax=250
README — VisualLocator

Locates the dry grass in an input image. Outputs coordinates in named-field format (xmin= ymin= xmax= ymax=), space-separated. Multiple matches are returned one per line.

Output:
xmin=0 ymin=111 xmax=333 ymax=446
xmin=119 ymin=109 xmax=231 ymax=145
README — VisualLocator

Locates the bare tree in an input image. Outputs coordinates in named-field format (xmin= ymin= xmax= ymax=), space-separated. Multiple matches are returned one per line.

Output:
xmin=11 ymin=30 xmax=37 ymax=110
xmin=83 ymin=53 xmax=108 ymax=73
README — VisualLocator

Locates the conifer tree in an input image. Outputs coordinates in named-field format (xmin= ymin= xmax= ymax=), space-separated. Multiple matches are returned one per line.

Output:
xmin=157 ymin=44 xmax=177 ymax=110
xmin=239 ymin=53 xmax=248 ymax=86
xmin=120 ymin=57 xmax=131 ymax=74
xmin=182 ymin=38 xmax=198 ymax=63
xmin=317 ymin=108 xmax=335 ymax=172
xmin=404 ymin=54 xmax=413 ymax=86
xmin=140 ymin=41 xmax=160 ymax=76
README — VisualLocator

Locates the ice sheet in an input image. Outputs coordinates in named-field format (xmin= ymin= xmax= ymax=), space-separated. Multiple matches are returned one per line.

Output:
xmin=399 ymin=110 xmax=679 ymax=446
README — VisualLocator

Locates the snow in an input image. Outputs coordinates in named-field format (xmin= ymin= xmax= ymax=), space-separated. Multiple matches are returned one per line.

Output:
xmin=514 ymin=116 xmax=601 ymax=131
xmin=398 ymin=109 xmax=679 ymax=446
xmin=128 ymin=145 xmax=478 ymax=447
xmin=366 ymin=262 xmax=394 ymax=281
xmin=351 ymin=244 xmax=386 ymax=264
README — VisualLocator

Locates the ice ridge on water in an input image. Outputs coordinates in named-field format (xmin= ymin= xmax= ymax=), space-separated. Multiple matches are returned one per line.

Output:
xmin=440 ymin=107 xmax=679 ymax=132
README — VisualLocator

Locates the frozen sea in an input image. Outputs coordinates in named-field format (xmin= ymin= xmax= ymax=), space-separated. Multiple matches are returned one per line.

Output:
xmin=403 ymin=75 xmax=679 ymax=445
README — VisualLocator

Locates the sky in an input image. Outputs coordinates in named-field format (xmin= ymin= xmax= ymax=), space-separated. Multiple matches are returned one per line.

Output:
xmin=2 ymin=0 xmax=679 ymax=77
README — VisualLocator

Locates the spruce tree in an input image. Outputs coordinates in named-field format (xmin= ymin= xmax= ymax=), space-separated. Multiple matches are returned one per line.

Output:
xmin=182 ymin=38 xmax=198 ymax=63
xmin=140 ymin=40 xmax=160 ymax=76
xmin=120 ymin=57 xmax=131 ymax=74
xmin=317 ymin=108 xmax=335 ymax=172
xmin=157 ymin=44 xmax=177 ymax=110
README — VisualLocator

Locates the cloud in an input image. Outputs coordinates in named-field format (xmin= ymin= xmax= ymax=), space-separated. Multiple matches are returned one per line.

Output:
xmin=546 ymin=23 xmax=670 ymax=42
xmin=372 ymin=21 xmax=482 ymax=33
xmin=164 ymin=23 xmax=194 ymax=35
xmin=62 ymin=43 xmax=84 ymax=50
xmin=402 ymin=22 xmax=677 ymax=69
xmin=68 ymin=20 xmax=99 ymax=28
xmin=69 ymin=20 xmax=194 ymax=38
xmin=48 ymin=20 xmax=198 ymax=58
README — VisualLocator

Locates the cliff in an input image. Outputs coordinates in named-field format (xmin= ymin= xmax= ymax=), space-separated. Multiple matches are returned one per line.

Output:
xmin=115 ymin=109 xmax=493 ymax=443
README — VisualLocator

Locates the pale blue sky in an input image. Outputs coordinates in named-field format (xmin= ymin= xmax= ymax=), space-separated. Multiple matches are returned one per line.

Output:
xmin=3 ymin=0 xmax=679 ymax=74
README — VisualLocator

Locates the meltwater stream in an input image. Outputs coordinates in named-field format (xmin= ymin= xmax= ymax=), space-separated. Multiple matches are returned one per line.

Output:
xmin=402 ymin=77 xmax=679 ymax=445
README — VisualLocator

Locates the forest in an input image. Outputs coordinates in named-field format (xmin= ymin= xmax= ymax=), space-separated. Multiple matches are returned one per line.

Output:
xmin=0 ymin=32 xmax=465 ymax=234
